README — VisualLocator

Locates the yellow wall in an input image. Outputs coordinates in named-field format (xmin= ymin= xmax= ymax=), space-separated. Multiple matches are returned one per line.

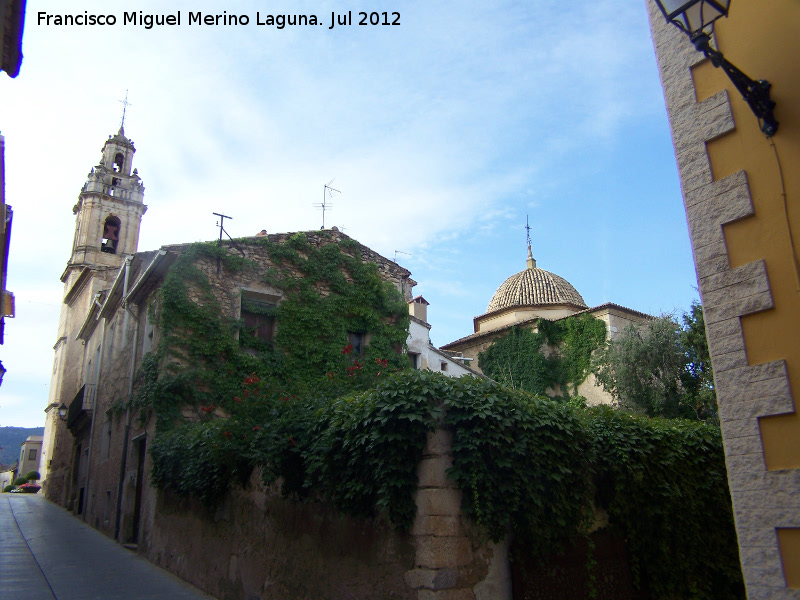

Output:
xmin=690 ymin=0 xmax=800 ymax=586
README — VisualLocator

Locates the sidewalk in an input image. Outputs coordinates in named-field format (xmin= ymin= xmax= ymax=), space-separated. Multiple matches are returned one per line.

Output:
xmin=0 ymin=494 xmax=217 ymax=600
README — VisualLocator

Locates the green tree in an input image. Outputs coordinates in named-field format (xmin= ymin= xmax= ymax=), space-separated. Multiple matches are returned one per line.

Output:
xmin=680 ymin=301 xmax=717 ymax=421
xmin=592 ymin=303 xmax=717 ymax=421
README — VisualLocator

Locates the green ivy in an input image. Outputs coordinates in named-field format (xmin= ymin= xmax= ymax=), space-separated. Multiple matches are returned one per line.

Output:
xmin=583 ymin=406 xmax=743 ymax=599
xmin=478 ymin=314 xmax=606 ymax=397
xmin=141 ymin=236 xmax=741 ymax=599
xmin=131 ymin=235 xmax=410 ymax=429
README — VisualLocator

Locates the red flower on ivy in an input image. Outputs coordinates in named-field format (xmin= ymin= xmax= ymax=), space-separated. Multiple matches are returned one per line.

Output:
xmin=342 ymin=344 xmax=354 ymax=355
xmin=376 ymin=358 xmax=388 ymax=367
xmin=223 ymin=431 xmax=231 ymax=439
xmin=200 ymin=404 xmax=215 ymax=415
xmin=326 ymin=372 xmax=335 ymax=378
xmin=243 ymin=372 xmax=261 ymax=386
xmin=289 ymin=436 xmax=296 ymax=447
xmin=253 ymin=426 xmax=261 ymax=431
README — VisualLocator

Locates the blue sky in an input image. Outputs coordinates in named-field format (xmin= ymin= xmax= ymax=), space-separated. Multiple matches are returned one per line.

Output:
xmin=0 ymin=0 xmax=698 ymax=427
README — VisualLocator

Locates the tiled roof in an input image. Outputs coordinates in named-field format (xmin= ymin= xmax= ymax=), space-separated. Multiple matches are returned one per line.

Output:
xmin=487 ymin=267 xmax=587 ymax=312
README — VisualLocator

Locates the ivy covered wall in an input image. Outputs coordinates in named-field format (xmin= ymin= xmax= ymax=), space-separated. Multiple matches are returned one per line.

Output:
xmin=127 ymin=232 xmax=741 ymax=600
xmin=477 ymin=314 xmax=607 ymax=401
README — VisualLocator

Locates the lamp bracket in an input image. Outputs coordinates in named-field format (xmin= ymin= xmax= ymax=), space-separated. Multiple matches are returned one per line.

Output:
xmin=692 ymin=33 xmax=778 ymax=136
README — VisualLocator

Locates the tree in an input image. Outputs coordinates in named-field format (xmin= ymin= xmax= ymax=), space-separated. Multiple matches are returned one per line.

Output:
xmin=592 ymin=302 xmax=717 ymax=421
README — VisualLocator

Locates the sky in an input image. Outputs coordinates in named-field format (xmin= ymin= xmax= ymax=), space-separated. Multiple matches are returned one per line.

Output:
xmin=0 ymin=0 xmax=699 ymax=427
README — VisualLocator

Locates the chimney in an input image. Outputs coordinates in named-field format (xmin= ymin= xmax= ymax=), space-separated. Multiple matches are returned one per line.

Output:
xmin=409 ymin=295 xmax=429 ymax=323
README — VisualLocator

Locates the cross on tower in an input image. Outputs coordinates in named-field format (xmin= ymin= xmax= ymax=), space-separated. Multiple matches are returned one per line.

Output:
xmin=525 ymin=214 xmax=532 ymax=247
xmin=119 ymin=90 xmax=132 ymax=129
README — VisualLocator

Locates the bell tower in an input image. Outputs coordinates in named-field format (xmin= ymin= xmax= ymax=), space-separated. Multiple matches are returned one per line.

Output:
xmin=69 ymin=126 xmax=147 ymax=271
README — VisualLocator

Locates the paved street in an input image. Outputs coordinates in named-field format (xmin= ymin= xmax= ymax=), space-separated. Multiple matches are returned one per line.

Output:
xmin=0 ymin=494 xmax=216 ymax=600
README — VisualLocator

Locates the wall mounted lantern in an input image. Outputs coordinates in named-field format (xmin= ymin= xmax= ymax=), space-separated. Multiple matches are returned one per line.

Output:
xmin=58 ymin=403 xmax=69 ymax=421
xmin=654 ymin=0 xmax=778 ymax=136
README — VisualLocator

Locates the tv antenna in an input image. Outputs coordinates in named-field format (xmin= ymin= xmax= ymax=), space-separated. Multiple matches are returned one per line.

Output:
xmin=212 ymin=212 xmax=245 ymax=272
xmin=314 ymin=180 xmax=340 ymax=229
xmin=394 ymin=250 xmax=411 ymax=263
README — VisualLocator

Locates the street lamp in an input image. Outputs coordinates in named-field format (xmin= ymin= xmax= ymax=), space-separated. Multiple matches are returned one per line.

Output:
xmin=58 ymin=403 xmax=68 ymax=421
xmin=653 ymin=0 xmax=778 ymax=136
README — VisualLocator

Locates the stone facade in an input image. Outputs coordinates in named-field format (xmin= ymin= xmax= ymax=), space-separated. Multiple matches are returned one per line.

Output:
xmin=42 ymin=127 xmax=147 ymax=506
xmin=45 ymin=225 xmax=509 ymax=598
xmin=646 ymin=0 xmax=800 ymax=596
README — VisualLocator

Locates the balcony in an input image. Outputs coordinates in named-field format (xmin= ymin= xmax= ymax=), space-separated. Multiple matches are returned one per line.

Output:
xmin=67 ymin=384 xmax=95 ymax=435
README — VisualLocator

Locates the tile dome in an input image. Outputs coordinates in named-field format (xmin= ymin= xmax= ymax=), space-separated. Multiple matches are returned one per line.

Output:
xmin=487 ymin=265 xmax=587 ymax=313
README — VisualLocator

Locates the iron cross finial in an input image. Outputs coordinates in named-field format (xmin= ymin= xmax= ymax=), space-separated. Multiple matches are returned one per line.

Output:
xmin=119 ymin=90 xmax=132 ymax=130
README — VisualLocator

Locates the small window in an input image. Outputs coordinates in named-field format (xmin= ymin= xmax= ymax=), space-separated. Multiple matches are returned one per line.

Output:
xmin=240 ymin=292 xmax=278 ymax=348
xmin=102 ymin=411 xmax=113 ymax=459
xmin=113 ymin=153 xmax=124 ymax=173
xmin=347 ymin=332 xmax=367 ymax=357
xmin=408 ymin=352 xmax=420 ymax=369
xmin=28 ymin=448 xmax=37 ymax=461
xmin=440 ymin=361 xmax=448 ymax=372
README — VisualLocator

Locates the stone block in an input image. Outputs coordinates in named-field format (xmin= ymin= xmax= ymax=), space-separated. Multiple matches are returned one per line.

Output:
xmin=705 ymin=316 xmax=743 ymax=341
xmin=737 ymin=526 xmax=778 ymax=549
xmin=415 ymin=489 xmax=462 ymax=517
xmin=704 ymin=289 xmax=773 ymax=324
xmin=411 ymin=515 xmax=460 ymax=537
xmin=415 ymin=536 xmax=473 ymax=568
xmin=417 ymin=589 xmax=474 ymax=600
xmin=723 ymin=434 xmax=763 ymax=458
xmin=711 ymin=348 xmax=748 ymax=374
xmin=698 ymin=90 xmax=735 ymax=142
xmin=417 ymin=456 xmax=455 ymax=489
xmin=404 ymin=568 xmax=457 ymax=590
xmin=719 ymin=417 xmax=758 ymax=440
xmin=425 ymin=430 xmax=453 ymax=456
xmin=693 ymin=240 xmax=730 ymax=280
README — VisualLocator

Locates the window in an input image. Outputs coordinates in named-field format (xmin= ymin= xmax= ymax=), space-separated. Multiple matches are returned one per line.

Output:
xmin=440 ymin=361 xmax=448 ymax=372
xmin=347 ymin=331 xmax=367 ymax=357
xmin=240 ymin=292 xmax=279 ymax=347
xmin=408 ymin=352 xmax=420 ymax=369
xmin=102 ymin=411 xmax=113 ymax=459
xmin=142 ymin=305 xmax=155 ymax=355
xmin=113 ymin=153 xmax=124 ymax=173
xmin=28 ymin=448 xmax=37 ymax=461
xmin=101 ymin=215 xmax=121 ymax=254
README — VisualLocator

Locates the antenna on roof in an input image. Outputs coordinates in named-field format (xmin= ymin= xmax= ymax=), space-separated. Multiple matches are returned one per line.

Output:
xmin=213 ymin=212 xmax=245 ymax=272
xmin=314 ymin=180 xmax=340 ymax=229
xmin=394 ymin=250 xmax=411 ymax=263
xmin=213 ymin=212 xmax=232 ymax=245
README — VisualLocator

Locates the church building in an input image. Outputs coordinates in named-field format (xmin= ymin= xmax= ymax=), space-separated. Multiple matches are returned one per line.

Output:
xmin=41 ymin=126 xmax=147 ymax=502
xmin=441 ymin=242 xmax=651 ymax=404
xmin=39 ymin=124 xmax=479 ymax=540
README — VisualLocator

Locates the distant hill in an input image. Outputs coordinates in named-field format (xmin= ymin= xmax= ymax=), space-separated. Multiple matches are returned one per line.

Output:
xmin=0 ymin=427 xmax=45 ymax=468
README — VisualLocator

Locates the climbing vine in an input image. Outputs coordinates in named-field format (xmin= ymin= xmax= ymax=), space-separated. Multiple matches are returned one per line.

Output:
xmin=478 ymin=314 xmax=606 ymax=398
xmin=140 ymin=235 xmax=741 ymax=599
xmin=131 ymin=233 xmax=410 ymax=428
xmin=150 ymin=369 xmax=743 ymax=599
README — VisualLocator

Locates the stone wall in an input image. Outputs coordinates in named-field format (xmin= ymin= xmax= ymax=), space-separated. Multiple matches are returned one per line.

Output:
xmin=138 ymin=429 xmax=508 ymax=600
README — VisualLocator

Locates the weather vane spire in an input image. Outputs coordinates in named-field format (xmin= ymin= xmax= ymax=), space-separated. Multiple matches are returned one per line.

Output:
xmin=119 ymin=90 xmax=132 ymax=131
xmin=525 ymin=215 xmax=536 ymax=269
